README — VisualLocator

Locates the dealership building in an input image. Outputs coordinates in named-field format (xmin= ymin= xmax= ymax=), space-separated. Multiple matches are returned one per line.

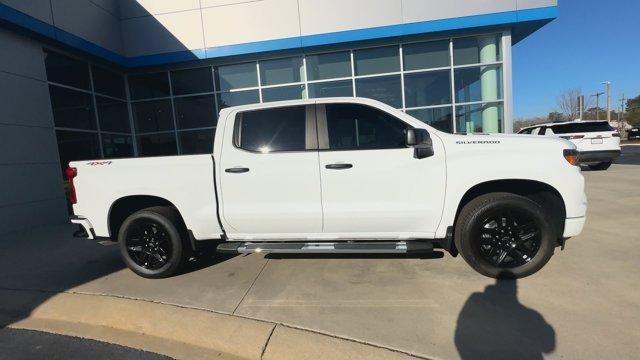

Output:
xmin=0 ymin=0 xmax=557 ymax=234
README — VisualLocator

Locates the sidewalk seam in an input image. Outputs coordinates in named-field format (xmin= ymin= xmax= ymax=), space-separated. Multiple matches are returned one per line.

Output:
xmin=233 ymin=258 xmax=269 ymax=315
xmin=260 ymin=324 xmax=277 ymax=359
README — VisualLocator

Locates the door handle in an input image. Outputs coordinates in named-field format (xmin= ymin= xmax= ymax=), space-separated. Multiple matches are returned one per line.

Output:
xmin=225 ymin=167 xmax=250 ymax=173
xmin=325 ymin=163 xmax=353 ymax=170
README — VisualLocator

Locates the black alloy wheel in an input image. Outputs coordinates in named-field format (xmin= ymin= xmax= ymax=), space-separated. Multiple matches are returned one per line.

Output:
xmin=455 ymin=192 xmax=555 ymax=279
xmin=118 ymin=206 xmax=188 ymax=278
xmin=473 ymin=210 xmax=541 ymax=268
xmin=125 ymin=219 xmax=172 ymax=270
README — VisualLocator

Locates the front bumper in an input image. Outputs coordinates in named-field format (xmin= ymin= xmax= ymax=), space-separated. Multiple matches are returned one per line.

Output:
xmin=579 ymin=150 xmax=621 ymax=163
xmin=563 ymin=216 xmax=586 ymax=238
xmin=70 ymin=215 xmax=95 ymax=240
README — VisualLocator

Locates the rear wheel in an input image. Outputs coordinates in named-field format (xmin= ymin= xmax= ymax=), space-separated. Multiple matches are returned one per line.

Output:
xmin=454 ymin=193 xmax=555 ymax=279
xmin=118 ymin=206 xmax=188 ymax=279
xmin=588 ymin=162 xmax=612 ymax=171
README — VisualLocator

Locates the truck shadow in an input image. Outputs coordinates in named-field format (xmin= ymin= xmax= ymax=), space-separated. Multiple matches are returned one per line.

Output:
xmin=454 ymin=276 xmax=556 ymax=360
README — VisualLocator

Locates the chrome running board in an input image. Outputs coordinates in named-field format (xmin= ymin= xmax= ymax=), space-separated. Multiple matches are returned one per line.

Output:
xmin=217 ymin=241 xmax=433 ymax=254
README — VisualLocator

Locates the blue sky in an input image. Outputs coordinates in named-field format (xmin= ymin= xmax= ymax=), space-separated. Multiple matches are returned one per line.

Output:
xmin=512 ymin=0 xmax=640 ymax=118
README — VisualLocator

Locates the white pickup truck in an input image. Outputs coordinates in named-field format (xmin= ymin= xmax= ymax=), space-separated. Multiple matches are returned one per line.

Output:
xmin=68 ymin=98 xmax=587 ymax=279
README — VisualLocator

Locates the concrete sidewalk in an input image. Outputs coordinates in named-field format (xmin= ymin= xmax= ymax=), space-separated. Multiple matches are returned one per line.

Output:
xmin=1 ymin=147 xmax=640 ymax=359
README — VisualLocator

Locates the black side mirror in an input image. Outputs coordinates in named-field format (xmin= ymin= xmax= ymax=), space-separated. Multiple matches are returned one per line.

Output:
xmin=406 ymin=129 xmax=434 ymax=159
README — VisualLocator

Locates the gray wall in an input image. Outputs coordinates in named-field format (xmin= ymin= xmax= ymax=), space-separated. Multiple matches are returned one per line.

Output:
xmin=0 ymin=28 xmax=67 ymax=235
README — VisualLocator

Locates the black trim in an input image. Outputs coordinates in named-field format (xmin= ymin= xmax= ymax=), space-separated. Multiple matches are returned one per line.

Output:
xmin=578 ymin=150 xmax=621 ymax=163
xmin=211 ymin=155 xmax=227 ymax=240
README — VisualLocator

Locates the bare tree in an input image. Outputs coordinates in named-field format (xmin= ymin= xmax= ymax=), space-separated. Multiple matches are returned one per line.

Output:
xmin=556 ymin=88 xmax=593 ymax=120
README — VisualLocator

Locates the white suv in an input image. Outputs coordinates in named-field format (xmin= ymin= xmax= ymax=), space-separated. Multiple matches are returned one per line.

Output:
xmin=519 ymin=121 xmax=621 ymax=170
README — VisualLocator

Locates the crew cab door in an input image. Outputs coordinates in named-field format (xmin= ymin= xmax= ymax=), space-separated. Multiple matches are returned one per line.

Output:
xmin=316 ymin=102 xmax=446 ymax=238
xmin=218 ymin=104 xmax=322 ymax=238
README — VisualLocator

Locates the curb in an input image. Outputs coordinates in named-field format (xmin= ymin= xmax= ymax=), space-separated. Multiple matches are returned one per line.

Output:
xmin=0 ymin=289 xmax=419 ymax=360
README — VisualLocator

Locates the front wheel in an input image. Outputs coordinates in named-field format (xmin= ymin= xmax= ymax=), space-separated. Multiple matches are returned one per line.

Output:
xmin=588 ymin=162 xmax=612 ymax=171
xmin=454 ymin=193 xmax=555 ymax=279
xmin=118 ymin=206 xmax=188 ymax=279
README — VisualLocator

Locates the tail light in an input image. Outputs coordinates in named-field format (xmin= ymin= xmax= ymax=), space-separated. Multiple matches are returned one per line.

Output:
xmin=560 ymin=135 xmax=585 ymax=140
xmin=65 ymin=166 xmax=78 ymax=204
xmin=563 ymin=149 xmax=579 ymax=166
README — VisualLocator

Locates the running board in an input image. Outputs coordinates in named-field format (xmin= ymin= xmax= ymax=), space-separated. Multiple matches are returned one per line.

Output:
xmin=216 ymin=241 xmax=433 ymax=254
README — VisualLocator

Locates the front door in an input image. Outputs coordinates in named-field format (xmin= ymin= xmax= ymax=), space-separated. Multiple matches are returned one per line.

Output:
xmin=317 ymin=102 xmax=446 ymax=238
xmin=219 ymin=104 xmax=323 ymax=239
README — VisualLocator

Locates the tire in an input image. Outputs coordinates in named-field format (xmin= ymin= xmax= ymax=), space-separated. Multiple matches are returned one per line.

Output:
xmin=454 ymin=193 xmax=555 ymax=279
xmin=588 ymin=162 xmax=612 ymax=171
xmin=118 ymin=206 xmax=189 ymax=279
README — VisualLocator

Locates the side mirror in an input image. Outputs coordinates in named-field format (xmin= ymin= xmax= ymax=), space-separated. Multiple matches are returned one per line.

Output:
xmin=406 ymin=129 xmax=434 ymax=159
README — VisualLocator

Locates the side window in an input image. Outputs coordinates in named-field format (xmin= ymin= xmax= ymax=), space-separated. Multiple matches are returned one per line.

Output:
xmin=236 ymin=106 xmax=307 ymax=153
xmin=325 ymin=104 xmax=410 ymax=150
xmin=545 ymin=127 xmax=555 ymax=135
xmin=531 ymin=127 xmax=540 ymax=135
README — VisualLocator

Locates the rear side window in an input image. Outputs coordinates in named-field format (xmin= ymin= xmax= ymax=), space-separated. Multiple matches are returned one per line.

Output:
xmin=236 ymin=106 xmax=307 ymax=152
xmin=550 ymin=122 xmax=614 ymax=134
xmin=325 ymin=104 xmax=410 ymax=150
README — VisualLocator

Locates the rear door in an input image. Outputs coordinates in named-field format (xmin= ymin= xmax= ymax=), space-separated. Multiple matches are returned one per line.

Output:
xmin=218 ymin=104 xmax=323 ymax=238
xmin=316 ymin=102 xmax=446 ymax=238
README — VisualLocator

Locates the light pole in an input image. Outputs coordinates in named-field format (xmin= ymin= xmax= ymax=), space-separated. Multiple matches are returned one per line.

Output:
xmin=591 ymin=92 xmax=605 ymax=120
xmin=602 ymin=81 xmax=612 ymax=122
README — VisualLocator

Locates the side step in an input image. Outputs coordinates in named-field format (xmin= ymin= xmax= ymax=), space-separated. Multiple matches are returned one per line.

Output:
xmin=216 ymin=241 xmax=433 ymax=254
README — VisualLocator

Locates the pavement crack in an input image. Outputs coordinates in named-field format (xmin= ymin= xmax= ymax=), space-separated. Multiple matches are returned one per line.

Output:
xmin=260 ymin=324 xmax=277 ymax=359
xmin=233 ymin=257 xmax=269 ymax=315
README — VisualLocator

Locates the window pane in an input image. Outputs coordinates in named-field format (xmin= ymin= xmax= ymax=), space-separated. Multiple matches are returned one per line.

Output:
xmin=96 ymin=96 xmax=130 ymax=133
xmin=91 ymin=66 xmax=125 ymax=98
xmin=217 ymin=90 xmax=259 ymax=109
xmin=238 ymin=106 xmax=306 ymax=152
xmin=308 ymin=80 xmax=353 ymax=98
xmin=101 ymin=133 xmax=133 ymax=158
xmin=262 ymin=85 xmax=305 ymax=102
xmin=404 ymin=70 xmax=452 ymax=107
xmin=179 ymin=129 xmax=214 ymax=154
xmin=325 ymin=103 xmax=409 ymax=150
xmin=171 ymin=67 xmax=213 ymax=95
xmin=132 ymin=100 xmax=174 ymax=133
xmin=49 ymin=85 xmax=95 ymax=130
xmin=454 ymin=65 xmax=502 ymax=103
xmin=453 ymin=35 xmax=502 ymax=65
xmin=259 ymin=57 xmax=303 ymax=86
xmin=354 ymin=46 xmax=399 ymax=76
xmin=128 ymin=72 xmax=170 ymax=100
xmin=216 ymin=62 xmax=257 ymax=91
xmin=355 ymin=75 xmax=402 ymax=108
xmin=137 ymin=133 xmax=177 ymax=156
xmin=306 ymin=52 xmax=351 ymax=80
xmin=550 ymin=121 xmax=615 ymax=134
xmin=407 ymin=107 xmax=453 ymax=133
xmin=56 ymin=130 xmax=100 ymax=168
xmin=403 ymin=40 xmax=450 ymax=71
xmin=456 ymin=102 xmax=503 ymax=133
xmin=174 ymin=95 xmax=216 ymax=129
xmin=44 ymin=51 xmax=90 ymax=90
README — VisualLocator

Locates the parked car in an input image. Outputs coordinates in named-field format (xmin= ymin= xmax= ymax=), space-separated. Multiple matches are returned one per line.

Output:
xmin=627 ymin=128 xmax=640 ymax=141
xmin=67 ymin=98 xmax=587 ymax=280
xmin=518 ymin=120 xmax=621 ymax=170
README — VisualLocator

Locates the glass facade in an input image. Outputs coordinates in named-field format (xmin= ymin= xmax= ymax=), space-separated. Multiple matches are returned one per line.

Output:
xmin=45 ymin=32 xmax=506 ymax=167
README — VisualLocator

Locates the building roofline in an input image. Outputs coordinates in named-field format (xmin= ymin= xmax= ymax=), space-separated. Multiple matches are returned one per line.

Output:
xmin=0 ymin=3 xmax=556 ymax=69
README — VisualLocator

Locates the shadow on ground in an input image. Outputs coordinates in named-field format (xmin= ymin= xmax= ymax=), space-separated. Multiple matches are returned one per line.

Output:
xmin=454 ymin=278 xmax=556 ymax=360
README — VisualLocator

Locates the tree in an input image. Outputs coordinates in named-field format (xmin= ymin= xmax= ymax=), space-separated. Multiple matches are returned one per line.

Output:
xmin=626 ymin=95 xmax=640 ymax=127
xmin=547 ymin=111 xmax=565 ymax=122
xmin=556 ymin=88 xmax=593 ymax=120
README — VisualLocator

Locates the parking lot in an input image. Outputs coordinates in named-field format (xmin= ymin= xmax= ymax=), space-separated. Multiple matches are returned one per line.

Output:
xmin=1 ymin=146 xmax=639 ymax=359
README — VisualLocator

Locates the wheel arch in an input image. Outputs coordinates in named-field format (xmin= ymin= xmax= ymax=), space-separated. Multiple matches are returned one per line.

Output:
xmin=108 ymin=195 xmax=188 ymax=241
xmin=453 ymin=179 xmax=567 ymax=243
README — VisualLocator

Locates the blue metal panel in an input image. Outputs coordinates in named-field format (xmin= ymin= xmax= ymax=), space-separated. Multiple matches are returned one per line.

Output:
xmin=0 ymin=3 xmax=557 ymax=68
